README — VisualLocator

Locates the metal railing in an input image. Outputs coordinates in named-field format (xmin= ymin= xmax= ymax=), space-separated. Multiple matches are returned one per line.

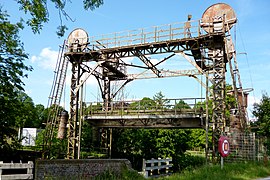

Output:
xmin=88 ymin=20 xmax=201 ymax=49
xmin=85 ymin=98 xmax=205 ymax=117
xmin=66 ymin=18 xmax=231 ymax=53
xmin=66 ymin=19 xmax=208 ymax=52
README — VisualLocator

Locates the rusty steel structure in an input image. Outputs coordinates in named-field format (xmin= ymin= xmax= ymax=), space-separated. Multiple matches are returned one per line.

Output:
xmin=43 ymin=3 xmax=248 ymax=160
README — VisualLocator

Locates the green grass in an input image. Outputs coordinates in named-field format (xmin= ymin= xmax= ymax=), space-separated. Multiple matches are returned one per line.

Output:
xmin=43 ymin=161 xmax=270 ymax=180
xmin=161 ymin=162 xmax=270 ymax=180
xmin=92 ymin=167 xmax=145 ymax=180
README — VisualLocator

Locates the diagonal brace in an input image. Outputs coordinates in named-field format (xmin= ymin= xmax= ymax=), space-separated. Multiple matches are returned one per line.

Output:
xmin=133 ymin=50 xmax=161 ymax=77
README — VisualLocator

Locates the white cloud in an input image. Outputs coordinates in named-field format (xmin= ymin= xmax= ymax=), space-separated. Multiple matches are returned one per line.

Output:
xmin=31 ymin=47 xmax=58 ymax=70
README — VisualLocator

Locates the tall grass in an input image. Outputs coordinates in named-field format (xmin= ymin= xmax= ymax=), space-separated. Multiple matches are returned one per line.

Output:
xmin=93 ymin=167 xmax=145 ymax=180
xmin=164 ymin=162 xmax=270 ymax=180
xmin=47 ymin=161 xmax=270 ymax=179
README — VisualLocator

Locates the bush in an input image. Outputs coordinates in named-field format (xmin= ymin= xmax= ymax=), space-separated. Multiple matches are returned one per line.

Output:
xmin=173 ymin=153 xmax=205 ymax=172
xmin=93 ymin=167 xmax=145 ymax=180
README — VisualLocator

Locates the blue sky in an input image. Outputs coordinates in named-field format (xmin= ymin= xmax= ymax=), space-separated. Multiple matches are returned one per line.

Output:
xmin=2 ymin=0 xmax=270 ymax=119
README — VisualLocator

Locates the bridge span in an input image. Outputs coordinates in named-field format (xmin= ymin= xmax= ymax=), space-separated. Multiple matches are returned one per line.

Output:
xmin=43 ymin=3 xmax=248 ymax=160
xmin=85 ymin=98 xmax=205 ymax=128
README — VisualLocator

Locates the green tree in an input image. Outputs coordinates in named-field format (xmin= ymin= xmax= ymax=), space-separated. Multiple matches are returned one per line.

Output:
xmin=153 ymin=91 xmax=169 ymax=109
xmin=130 ymin=97 xmax=156 ymax=110
xmin=112 ymin=128 xmax=191 ymax=171
xmin=11 ymin=0 xmax=104 ymax=36
xmin=188 ymin=129 xmax=207 ymax=149
xmin=15 ymin=91 xmax=37 ymax=128
xmin=34 ymin=104 xmax=46 ymax=128
xmin=175 ymin=99 xmax=191 ymax=109
xmin=0 ymin=0 xmax=104 ymax=157
xmin=252 ymin=93 xmax=270 ymax=155
xmin=252 ymin=93 xmax=270 ymax=136
xmin=81 ymin=121 xmax=93 ymax=152
xmin=0 ymin=9 xmax=32 ymax=155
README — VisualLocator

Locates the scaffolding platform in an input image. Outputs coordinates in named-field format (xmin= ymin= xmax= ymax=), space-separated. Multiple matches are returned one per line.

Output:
xmin=65 ymin=19 xmax=226 ymax=74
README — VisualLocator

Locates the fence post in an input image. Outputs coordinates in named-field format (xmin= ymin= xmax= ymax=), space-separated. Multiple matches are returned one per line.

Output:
xmin=27 ymin=161 xmax=33 ymax=177
xmin=142 ymin=158 xmax=148 ymax=178
xmin=0 ymin=161 xmax=3 ymax=179
xmin=150 ymin=158 xmax=154 ymax=176
xmin=158 ymin=158 xmax=161 ymax=175
xmin=253 ymin=133 xmax=256 ymax=161
xmin=166 ymin=158 xmax=170 ymax=174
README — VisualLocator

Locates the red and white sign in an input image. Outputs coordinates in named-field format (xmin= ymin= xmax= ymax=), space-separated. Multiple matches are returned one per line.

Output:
xmin=218 ymin=136 xmax=230 ymax=157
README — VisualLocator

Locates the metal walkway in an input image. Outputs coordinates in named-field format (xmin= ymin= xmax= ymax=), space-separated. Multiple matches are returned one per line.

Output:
xmin=85 ymin=98 xmax=204 ymax=128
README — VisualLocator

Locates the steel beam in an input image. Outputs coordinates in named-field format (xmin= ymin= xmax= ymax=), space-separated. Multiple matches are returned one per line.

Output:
xmin=209 ymin=39 xmax=226 ymax=159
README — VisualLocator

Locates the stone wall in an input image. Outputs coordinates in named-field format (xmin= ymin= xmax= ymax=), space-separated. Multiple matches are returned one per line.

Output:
xmin=35 ymin=159 xmax=131 ymax=179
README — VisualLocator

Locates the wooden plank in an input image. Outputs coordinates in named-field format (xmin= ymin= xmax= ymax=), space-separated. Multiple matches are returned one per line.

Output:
xmin=145 ymin=158 xmax=172 ymax=163
xmin=141 ymin=158 xmax=173 ymax=178
xmin=145 ymin=164 xmax=172 ymax=171
xmin=1 ymin=174 xmax=33 ymax=180
xmin=0 ymin=161 xmax=33 ymax=180
xmin=0 ymin=163 xmax=33 ymax=169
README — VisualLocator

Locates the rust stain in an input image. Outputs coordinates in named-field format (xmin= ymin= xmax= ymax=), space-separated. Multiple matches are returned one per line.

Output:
xmin=201 ymin=3 xmax=236 ymax=33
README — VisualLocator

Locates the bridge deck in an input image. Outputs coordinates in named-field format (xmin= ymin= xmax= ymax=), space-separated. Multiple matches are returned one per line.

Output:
xmin=84 ymin=98 xmax=205 ymax=128
xmin=65 ymin=19 xmax=225 ymax=63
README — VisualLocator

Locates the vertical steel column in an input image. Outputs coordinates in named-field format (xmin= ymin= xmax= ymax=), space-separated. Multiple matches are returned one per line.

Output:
xmin=67 ymin=59 xmax=81 ymax=159
xmin=210 ymin=39 xmax=226 ymax=159
xmin=103 ymin=76 xmax=111 ymax=111
xmin=205 ymin=70 xmax=209 ymax=162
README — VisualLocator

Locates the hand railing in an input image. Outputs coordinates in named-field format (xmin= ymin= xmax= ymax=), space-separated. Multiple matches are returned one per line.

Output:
xmin=65 ymin=18 xmax=232 ymax=54
xmin=85 ymin=97 xmax=205 ymax=117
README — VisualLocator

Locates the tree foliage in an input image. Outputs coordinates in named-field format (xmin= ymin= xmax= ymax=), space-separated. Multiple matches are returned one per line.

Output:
xmin=13 ymin=0 xmax=104 ymax=36
xmin=252 ymin=93 xmax=270 ymax=137
xmin=112 ymin=128 xmax=191 ymax=171
xmin=153 ymin=91 xmax=169 ymax=109
xmin=110 ymin=92 xmax=196 ymax=171
xmin=175 ymin=99 xmax=191 ymax=109
xmin=251 ymin=93 xmax=270 ymax=155
xmin=130 ymin=97 xmax=157 ymax=110
xmin=0 ymin=9 xmax=32 ymax=154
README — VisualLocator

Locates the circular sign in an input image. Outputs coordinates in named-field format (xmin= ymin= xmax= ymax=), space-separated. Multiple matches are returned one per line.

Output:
xmin=201 ymin=3 xmax=237 ymax=33
xmin=218 ymin=136 xmax=230 ymax=157
xmin=67 ymin=28 xmax=89 ymax=52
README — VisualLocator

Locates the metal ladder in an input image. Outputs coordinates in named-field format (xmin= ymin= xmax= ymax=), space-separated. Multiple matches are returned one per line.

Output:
xmin=225 ymin=34 xmax=248 ymax=129
xmin=43 ymin=41 xmax=69 ymax=158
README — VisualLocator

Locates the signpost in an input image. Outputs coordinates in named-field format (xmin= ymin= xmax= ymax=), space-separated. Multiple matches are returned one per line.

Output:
xmin=218 ymin=136 xmax=230 ymax=169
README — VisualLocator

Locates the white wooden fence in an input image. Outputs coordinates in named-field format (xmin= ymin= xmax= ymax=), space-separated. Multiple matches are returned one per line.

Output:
xmin=140 ymin=158 xmax=172 ymax=178
xmin=0 ymin=161 xmax=33 ymax=180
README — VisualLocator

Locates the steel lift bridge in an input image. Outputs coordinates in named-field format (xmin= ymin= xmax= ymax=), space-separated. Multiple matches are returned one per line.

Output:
xmin=43 ymin=3 xmax=248 ymax=159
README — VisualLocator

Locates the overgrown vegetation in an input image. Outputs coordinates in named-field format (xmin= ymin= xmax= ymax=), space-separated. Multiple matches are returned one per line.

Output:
xmin=58 ymin=161 xmax=270 ymax=180
xmin=252 ymin=93 xmax=270 ymax=155
xmin=93 ymin=167 xmax=145 ymax=180
xmin=163 ymin=162 xmax=270 ymax=180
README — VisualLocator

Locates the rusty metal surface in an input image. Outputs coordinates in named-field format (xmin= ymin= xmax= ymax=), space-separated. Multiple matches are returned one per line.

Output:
xmin=67 ymin=28 xmax=89 ymax=51
xmin=201 ymin=3 xmax=236 ymax=33
xmin=86 ymin=114 xmax=203 ymax=128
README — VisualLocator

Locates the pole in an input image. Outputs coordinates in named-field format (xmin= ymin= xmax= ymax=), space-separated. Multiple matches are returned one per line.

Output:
xmin=109 ymin=128 xmax=112 ymax=158
xmin=205 ymin=71 xmax=209 ymax=163
xmin=221 ymin=157 xmax=224 ymax=169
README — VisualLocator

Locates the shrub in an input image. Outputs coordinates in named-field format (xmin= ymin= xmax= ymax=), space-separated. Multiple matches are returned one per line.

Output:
xmin=93 ymin=167 xmax=145 ymax=180
xmin=173 ymin=152 xmax=205 ymax=172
